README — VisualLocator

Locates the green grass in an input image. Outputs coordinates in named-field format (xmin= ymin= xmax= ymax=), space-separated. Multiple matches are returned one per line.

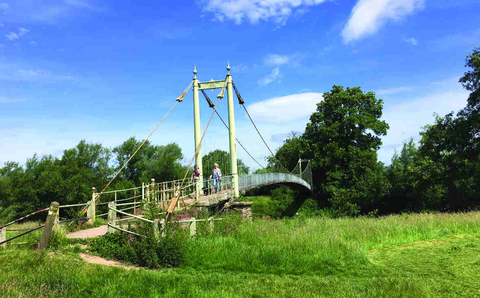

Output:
xmin=1 ymin=212 xmax=480 ymax=297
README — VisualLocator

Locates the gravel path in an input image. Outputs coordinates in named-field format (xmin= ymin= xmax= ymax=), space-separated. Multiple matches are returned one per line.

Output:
xmin=67 ymin=225 xmax=108 ymax=239
xmin=79 ymin=253 xmax=138 ymax=270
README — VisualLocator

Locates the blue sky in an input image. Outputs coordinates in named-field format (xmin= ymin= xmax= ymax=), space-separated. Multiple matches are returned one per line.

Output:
xmin=0 ymin=0 xmax=479 ymax=172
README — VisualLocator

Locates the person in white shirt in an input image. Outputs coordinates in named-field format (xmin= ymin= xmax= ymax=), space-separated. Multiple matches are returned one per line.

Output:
xmin=209 ymin=163 xmax=222 ymax=193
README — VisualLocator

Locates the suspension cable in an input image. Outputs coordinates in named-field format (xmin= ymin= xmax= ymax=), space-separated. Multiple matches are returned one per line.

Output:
xmin=166 ymin=95 xmax=223 ymax=218
xmin=200 ymin=90 xmax=265 ymax=169
xmin=234 ymin=83 xmax=290 ymax=173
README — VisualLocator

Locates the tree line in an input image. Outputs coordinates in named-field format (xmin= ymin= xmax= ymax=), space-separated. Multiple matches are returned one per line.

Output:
xmin=264 ymin=47 xmax=480 ymax=216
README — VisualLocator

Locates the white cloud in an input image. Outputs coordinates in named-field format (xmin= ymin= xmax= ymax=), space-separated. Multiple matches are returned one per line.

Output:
xmin=0 ymin=97 xmax=26 ymax=103
xmin=5 ymin=28 xmax=30 ymax=41
xmin=258 ymin=67 xmax=281 ymax=85
xmin=376 ymin=86 xmax=412 ymax=95
xmin=247 ymin=92 xmax=323 ymax=123
xmin=5 ymin=32 xmax=19 ymax=40
xmin=0 ymin=2 xmax=8 ymax=12
xmin=319 ymin=45 xmax=333 ymax=54
xmin=342 ymin=0 xmax=424 ymax=43
xmin=264 ymin=54 xmax=290 ymax=66
xmin=18 ymin=27 xmax=30 ymax=36
xmin=233 ymin=63 xmax=249 ymax=72
xmin=65 ymin=0 xmax=102 ymax=11
xmin=201 ymin=0 xmax=327 ymax=25
xmin=403 ymin=37 xmax=418 ymax=46
xmin=0 ymin=23 xmax=4 ymax=27
xmin=29 ymin=40 xmax=37 ymax=46
xmin=378 ymin=79 xmax=468 ymax=164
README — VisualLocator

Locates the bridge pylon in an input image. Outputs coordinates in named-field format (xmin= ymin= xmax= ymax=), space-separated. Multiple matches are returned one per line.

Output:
xmin=193 ymin=63 xmax=240 ymax=199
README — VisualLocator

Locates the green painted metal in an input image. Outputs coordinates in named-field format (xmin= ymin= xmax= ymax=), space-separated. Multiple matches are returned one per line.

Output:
xmin=199 ymin=80 xmax=225 ymax=90
xmin=193 ymin=66 xmax=204 ymax=189
xmin=226 ymin=62 xmax=239 ymax=198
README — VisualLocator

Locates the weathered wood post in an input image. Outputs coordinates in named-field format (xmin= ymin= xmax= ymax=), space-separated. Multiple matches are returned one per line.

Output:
xmin=160 ymin=219 xmax=166 ymax=237
xmin=133 ymin=189 xmax=137 ymax=215
xmin=114 ymin=191 xmax=117 ymax=205
xmin=142 ymin=182 xmax=145 ymax=202
xmin=38 ymin=201 xmax=59 ymax=250
xmin=145 ymin=184 xmax=150 ymax=202
xmin=195 ymin=177 xmax=200 ymax=202
xmin=189 ymin=217 xmax=196 ymax=237
xmin=87 ymin=187 xmax=96 ymax=225
xmin=153 ymin=219 xmax=160 ymax=240
xmin=208 ymin=216 xmax=214 ymax=232
xmin=108 ymin=201 xmax=116 ymax=233
xmin=0 ymin=227 xmax=6 ymax=249
xmin=151 ymin=178 xmax=155 ymax=202
xmin=162 ymin=182 xmax=166 ymax=202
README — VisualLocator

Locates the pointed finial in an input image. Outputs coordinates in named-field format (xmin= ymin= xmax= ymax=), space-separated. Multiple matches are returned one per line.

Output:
xmin=226 ymin=61 xmax=231 ymax=74
xmin=193 ymin=65 xmax=197 ymax=78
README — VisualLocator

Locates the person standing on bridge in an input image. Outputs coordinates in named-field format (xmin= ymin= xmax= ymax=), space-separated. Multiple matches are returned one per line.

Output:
xmin=191 ymin=165 xmax=201 ymax=183
xmin=209 ymin=163 xmax=222 ymax=193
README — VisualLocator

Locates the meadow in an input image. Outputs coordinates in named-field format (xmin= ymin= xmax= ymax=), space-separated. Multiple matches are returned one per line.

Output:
xmin=1 ymin=211 xmax=479 ymax=297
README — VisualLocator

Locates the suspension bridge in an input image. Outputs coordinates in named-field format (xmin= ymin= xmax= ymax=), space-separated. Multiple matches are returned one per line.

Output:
xmin=0 ymin=63 xmax=313 ymax=247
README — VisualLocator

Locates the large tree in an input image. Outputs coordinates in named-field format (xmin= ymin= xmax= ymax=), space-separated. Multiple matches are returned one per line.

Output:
xmin=202 ymin=149 xmax=249 ymax=177
xmin=303 ymin=85 xmax=389 ymax=215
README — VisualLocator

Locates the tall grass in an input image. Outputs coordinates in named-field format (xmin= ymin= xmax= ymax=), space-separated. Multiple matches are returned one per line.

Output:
xmin=183 ymin=212 xmax=480 ymax=275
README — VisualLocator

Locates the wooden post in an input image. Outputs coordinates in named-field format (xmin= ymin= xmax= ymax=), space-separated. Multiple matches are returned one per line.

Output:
xmin=114 ymin=191 xmax=117 ymax=204
xmin=133 ymin=189 xmax=137 ymax=215
xmin=208 ymin=216 xmax=214 ymax=232
xmin=38 ymin=201 xmax=59 ymax=250
xmin=153 ymin=219 xmax=160 ymax=240
xmin=0 ymin=227 xmax=6 ymax=249
xmin=108 ymin=201 xmax=116 ymax=233
xmin=189 ymin=217 xmax=196 ymax=237
xmin=160 ymin=219 xmax=165 ymax=237
xmin=195 ymin=178 xmax=199 ymax=202
xmin=151 ymin=179 xmax=155 ymax=202
xmin=142 ymin=182 xmax=145 ymax=201
xmin=87 ymin=199 xmax=95 ymax=225
xmin=145 ymin=185 xmax=150 ymax=202
xmin=162 ymin=182 xmax=165 ymax=202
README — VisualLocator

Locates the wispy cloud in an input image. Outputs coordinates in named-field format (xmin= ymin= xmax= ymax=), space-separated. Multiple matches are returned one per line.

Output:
xmin=248 ymin=92 xmax=323 ymax=123
xmin=201 ymin=0 xmax=328 ymax=25
xmin=65 ymin=0 xmax=103 ymax=12
xmin=342 ymin=0 xmax=425 ymax=43
xmin=5 ymin=28 xmax=30 ymax=41
xmin=264 ymin=54 xmax=289 ymax=66
xmin=0 ymin=2 xmax=8 ymax=12
xmin=319 ymin=45 xmax=333 ymax=54
xmin=259 ymin=67 xmax=281 ymax=85
xmin=5 ymin=32 xmax=19 ymax=40
xmin=0 ymin=97 xmax=26 ymax=104
xmin=233 ymin=63 xmax=249 ymax=73
xmin=264 ymin=53 xmax=306 ymax=67
xmin=376 ymin=86 xmax=412 ymax=95
xmin=403 ymin=37 xmax=418 ymax=46
xmin=29 ymin=40 xmax=36 ymax=46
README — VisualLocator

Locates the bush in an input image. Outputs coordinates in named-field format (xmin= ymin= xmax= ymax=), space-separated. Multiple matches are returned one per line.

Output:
xmin=91 ymin=221 xmax=187 ymax=269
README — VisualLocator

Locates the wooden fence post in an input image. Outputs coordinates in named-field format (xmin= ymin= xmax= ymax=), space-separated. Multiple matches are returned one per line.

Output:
xmin=0 ymin=228 xmax=6 ymax=249
xmin=38 ymin=201 xmax=60 ymax=250
xmin=153 ymin=219 xmax=160 ymax=240
xmin=195 ymin=178 xmax=199 ymax=202
xmin=160 ymin=219 xmax=165 ymax=237
xmin=108 ymin=201 xmax=116 ymax=233
xmin=151 ymin=178 xmax=155 ymax=202
xmin=145 ymin=185 xmax=150 ymax=202
xmin=87 ymin=199 xmax=95 ymax=225
xmin=142 ymin=182 xmax=145 ymax=201
xmin=208 ymin=216 xmax=214 ymax=232
xmin=190 ymin=217 xmax=196 ymax=237
xmin=134 ymin=189 xmax=137 ymax=215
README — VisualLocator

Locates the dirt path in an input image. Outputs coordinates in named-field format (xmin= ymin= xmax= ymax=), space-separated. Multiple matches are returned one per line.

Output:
xmin=79 ymin=253 xmax=138 ymax=270
xmin=67 ymin=225 xmax=108 ymax=239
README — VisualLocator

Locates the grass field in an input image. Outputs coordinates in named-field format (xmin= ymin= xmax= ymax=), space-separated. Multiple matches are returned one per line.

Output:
xmin=1 ymin=212 xmax=479 ymax=297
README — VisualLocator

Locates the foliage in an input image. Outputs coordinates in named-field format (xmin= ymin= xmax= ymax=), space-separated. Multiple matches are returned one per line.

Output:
xmin=202 ymin=149 xmax=249 ymax=177
xmin=302 ymin=85 xmax=389 ymax=215
xmin=92 ymin=221 xmax=187 ymax=269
